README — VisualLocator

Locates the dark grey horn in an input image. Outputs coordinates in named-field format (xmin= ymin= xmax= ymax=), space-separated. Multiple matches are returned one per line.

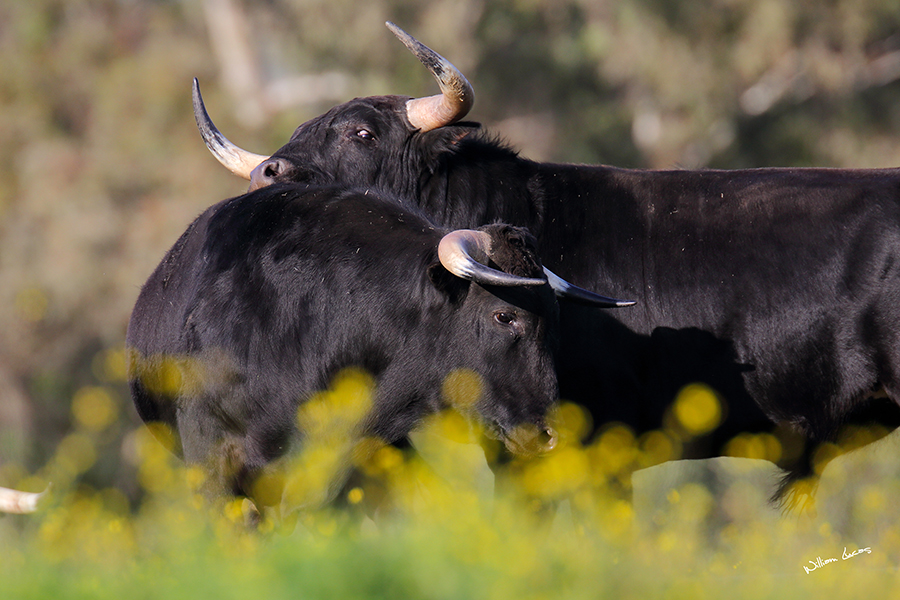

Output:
xmin=543 ymin=267 xmax=636 ymax=308
xmin=386 ymin=22 xmax=474 ymax=132
xmin=192 ymin=78 xmax=268 ymax=179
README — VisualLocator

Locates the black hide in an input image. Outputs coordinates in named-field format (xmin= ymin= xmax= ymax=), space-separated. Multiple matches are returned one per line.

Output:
xmin=245 ymin=96 xmax=900 ymax=486
xmin=127 ymin=184 xmax=560 ymax=499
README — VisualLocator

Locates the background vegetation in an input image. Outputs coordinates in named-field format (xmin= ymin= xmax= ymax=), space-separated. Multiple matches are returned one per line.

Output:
xmin=2 ymin=0 xmax=900 ymax=595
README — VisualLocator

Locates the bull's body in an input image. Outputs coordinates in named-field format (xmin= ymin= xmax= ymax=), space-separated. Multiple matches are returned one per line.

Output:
xmin=127 ymin=184 xmax=564 ymax=500
xmin=192 ymin=24 xmax=900 ymax=486
xmin=533 ymin=165 xmax=900 ymax=454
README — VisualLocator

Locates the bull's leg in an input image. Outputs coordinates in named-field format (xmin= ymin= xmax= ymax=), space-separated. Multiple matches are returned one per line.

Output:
xmin=176 ymin=399 xmax=251 ymax=500
xmin=864 ymin=313 xmax=900 ymax=425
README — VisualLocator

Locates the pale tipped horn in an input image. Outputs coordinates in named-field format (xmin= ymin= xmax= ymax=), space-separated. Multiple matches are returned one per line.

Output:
xmin=192 ymin=78 xmax=269 ymax=180
xmin=438 ymin=230 xmax=546 ymax=287
xmin=0 ymin=485 xmax=49 ymax=514
xmin=386 ymin=22 xmax=474 ymax=132
xmin=542 ymin=267 xmax=636 ymax=308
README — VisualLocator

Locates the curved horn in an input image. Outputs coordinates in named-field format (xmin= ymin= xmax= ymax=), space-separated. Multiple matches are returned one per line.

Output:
xmin=0 ymin=485 xmax=48 ymax=514
xmin=439 ymin=230 xmax=546 ymax=287
xmin=192 ymin=78 xmax=269 ymax=180
xmin=543 ymin=267 xmax=636 ymax=308
xmin=386 ymin=22 xmax=474 ymax=132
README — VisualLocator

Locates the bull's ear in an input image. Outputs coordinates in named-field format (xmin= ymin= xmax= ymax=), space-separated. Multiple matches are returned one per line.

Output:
xmin=427 ymin=262 xmax=469 ymax=305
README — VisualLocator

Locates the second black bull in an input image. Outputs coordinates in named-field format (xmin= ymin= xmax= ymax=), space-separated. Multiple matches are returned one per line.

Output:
xmin=126 ymin=183 xmax=618 ymax=501
xmin=192 ymin=23 xmax=900 ymax=488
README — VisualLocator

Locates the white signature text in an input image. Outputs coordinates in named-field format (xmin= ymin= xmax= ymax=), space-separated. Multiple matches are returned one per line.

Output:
xmin=803 ymin=547 xmax=872 ymax=574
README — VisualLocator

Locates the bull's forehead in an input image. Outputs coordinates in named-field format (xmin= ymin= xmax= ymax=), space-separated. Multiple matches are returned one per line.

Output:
xmin=287 ymin=95 xmax=413 ymax=143
xmin=479 ymin=224 xmax=543 ymax=279
xmin=479 ymin=282 xmax=558 ymax=320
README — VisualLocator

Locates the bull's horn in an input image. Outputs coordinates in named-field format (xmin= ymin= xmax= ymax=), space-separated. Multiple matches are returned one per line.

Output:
xmin=439 ymin=230 xmax=546 ymax=287
xmin=0 ymin=485 xmax=49 ymax=514
xmin=192 ymin=78 xmax=269 ymax=180
xmin=386 ymin=22 xmax=474 ymax=132
xmin=543 ymin=268 xmax=636 ymax=308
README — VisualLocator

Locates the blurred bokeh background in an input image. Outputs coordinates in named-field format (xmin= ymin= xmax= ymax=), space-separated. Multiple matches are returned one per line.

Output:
xmin=2 ymin=0 xmax=900 ymax=499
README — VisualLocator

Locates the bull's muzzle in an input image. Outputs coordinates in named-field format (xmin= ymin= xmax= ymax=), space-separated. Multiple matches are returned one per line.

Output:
xmin=504 ymin=423 xmax=559 ymax=457
xmin=248 ymin=157 xmax=292 ymax=192
xmin=541 ymin=426 xmax=559 ymax=453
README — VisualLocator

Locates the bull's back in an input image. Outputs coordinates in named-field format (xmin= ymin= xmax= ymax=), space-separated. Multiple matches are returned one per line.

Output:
xmin=126 ymin=187 xmax=441 ymax=434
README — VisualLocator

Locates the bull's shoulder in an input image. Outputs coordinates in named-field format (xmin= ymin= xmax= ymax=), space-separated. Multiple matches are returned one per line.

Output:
xmin=126 ymin=200 xmax=227 ymax=350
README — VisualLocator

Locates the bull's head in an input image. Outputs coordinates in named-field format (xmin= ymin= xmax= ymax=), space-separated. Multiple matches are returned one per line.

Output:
xmin=192 ymin=22 xmax=471 ymax=188
xmin=432 ymin=224 xmax=633 ymax=453
xmin=432 ymin=225 xmax=559 ymax=455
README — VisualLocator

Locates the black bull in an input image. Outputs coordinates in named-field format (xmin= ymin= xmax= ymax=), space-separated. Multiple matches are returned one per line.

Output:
xmin=192 ymin=23 xmax=900 ymax=490
xmin=126 ymin=184 xmax=620 ymax=501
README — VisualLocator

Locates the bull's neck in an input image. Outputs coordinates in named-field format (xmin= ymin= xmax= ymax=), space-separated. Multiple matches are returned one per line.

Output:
xmin=415 ymin=152 xmax=641 ymax=287
xmin=475 ymin=159 xmax=644 ymax=295
xmin=416 ymin=152 xmax=545 ymax=233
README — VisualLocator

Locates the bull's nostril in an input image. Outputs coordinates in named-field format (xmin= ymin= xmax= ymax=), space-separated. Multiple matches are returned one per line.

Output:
xmin=249 ymin=158 xmax=288 ymax=192
xmin=264 ymin=162 xmax=281 ymax=178
xmin=541 ymin=427 xmax=558 ymax=451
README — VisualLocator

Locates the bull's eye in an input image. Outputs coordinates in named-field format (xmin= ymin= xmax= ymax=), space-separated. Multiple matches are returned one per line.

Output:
xmin=355 ymin=129 xmax=374 ymax=141
xmin=494 ymin=311 xmax=517 ymax=326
